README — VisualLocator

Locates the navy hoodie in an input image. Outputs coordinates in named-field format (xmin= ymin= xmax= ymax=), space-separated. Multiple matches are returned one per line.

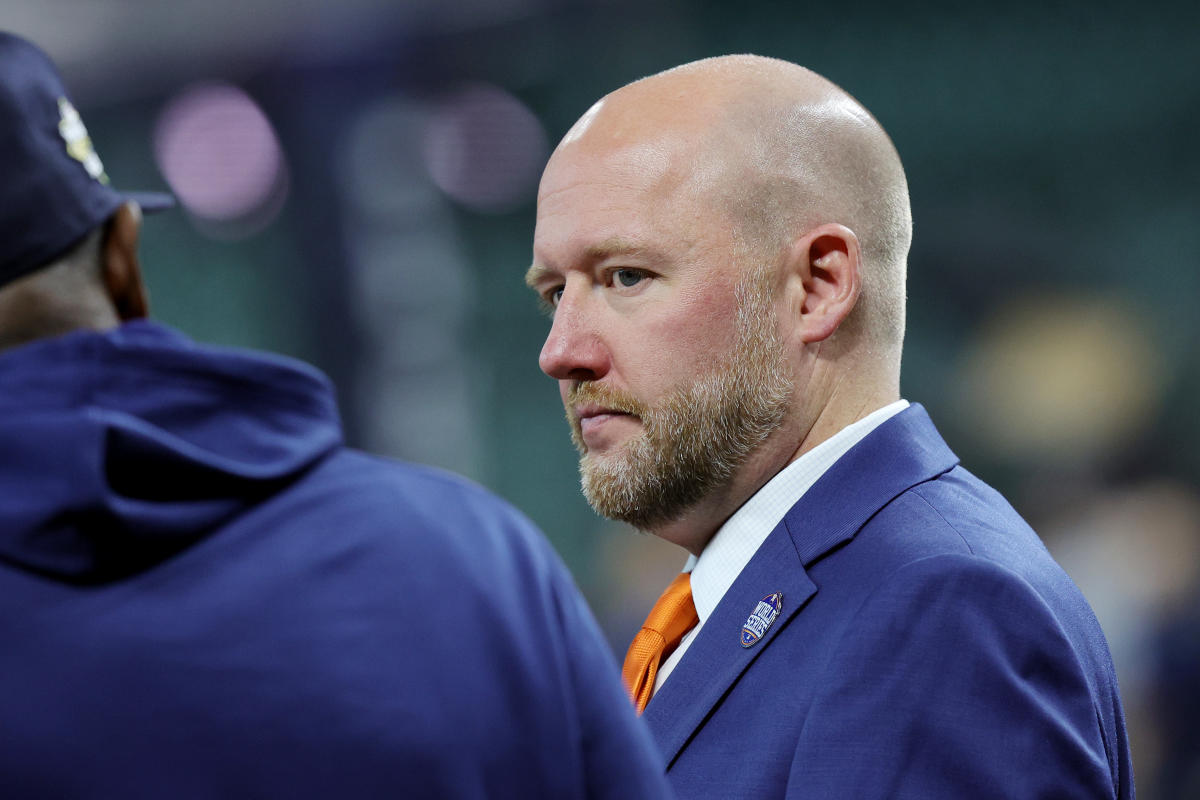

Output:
xmin=0 ymin=321 xmax=671 ymax=799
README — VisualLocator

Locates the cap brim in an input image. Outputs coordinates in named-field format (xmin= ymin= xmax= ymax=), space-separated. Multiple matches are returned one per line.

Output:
xmin=123 ymin=191 xmax=175 ymax=214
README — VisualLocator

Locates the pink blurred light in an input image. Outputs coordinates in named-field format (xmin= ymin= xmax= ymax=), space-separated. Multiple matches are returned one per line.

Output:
xmin=154 ymin=83 xmax=287 ymax=223
xmin=423 ymin=83 xmax=548 ymax=213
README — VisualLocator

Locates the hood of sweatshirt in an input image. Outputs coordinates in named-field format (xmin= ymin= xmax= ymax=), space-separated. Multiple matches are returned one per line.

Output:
xmin=0 ymin=321 xmax=342 ymax=583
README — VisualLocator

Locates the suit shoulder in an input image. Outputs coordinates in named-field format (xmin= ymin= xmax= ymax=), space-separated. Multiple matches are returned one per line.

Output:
xmin=849 ymin=466 xmax=1107 ymax=645
xmin=866 ymin=465 xmax=1053 ymax=572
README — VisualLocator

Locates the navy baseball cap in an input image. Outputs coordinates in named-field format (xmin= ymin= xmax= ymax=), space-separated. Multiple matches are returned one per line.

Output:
xmin=0 ymin=31 xmax=173 ymax=289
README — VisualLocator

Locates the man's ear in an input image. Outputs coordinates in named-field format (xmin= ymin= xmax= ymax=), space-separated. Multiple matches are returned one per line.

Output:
xmin=102 ymin=201 xmax=149 ymax=321
xmin=781 ymin=222 xmax=861 ymax=343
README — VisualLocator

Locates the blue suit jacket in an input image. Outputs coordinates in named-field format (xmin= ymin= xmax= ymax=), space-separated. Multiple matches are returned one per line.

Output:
xmin=645 ymin=405 xmax=1133 ymax=799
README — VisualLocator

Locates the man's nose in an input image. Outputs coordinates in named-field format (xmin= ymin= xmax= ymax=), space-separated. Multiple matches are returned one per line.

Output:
xmin=538 ymin=286 xmax=610 ymax=382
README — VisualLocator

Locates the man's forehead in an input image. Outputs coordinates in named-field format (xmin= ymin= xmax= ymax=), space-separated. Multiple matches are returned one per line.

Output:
xmin=533 ymin=137 xmax=701 ymax=261
xmin=555 ymin=79 xmax=725 ymax=151
xmin=539 ymin=137 xmax=676 ymax=199
xmin=530 ymin=82 xmax=745 ymax=278
xmin=540 ymin=93 xmax=748 ymax=220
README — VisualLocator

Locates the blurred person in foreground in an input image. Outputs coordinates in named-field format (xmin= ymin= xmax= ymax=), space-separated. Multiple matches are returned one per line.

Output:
xmin=527 ymin=54 xmax=1134 ymax=799
xmin=0 ymin=31 xmax=671 ymax=799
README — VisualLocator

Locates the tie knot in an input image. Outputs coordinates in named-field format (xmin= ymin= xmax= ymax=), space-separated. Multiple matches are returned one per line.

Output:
xmin=641 ymin=571 xmax=697 ymax=644
xmin=621 ymin=572 xmax=699 ymax=713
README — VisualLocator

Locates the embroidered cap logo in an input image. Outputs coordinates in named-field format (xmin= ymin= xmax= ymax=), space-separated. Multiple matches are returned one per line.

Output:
xmin=57 ymin=97 xmax=109 ymax=184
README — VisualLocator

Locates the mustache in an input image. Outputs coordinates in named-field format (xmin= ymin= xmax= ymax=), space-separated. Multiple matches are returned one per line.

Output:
xmin=566 ymin=382 xmax=649 ymax=418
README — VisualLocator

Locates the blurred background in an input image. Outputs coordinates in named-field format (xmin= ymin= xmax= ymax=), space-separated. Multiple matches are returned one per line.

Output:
xmin=6 ymin=0 xmax=1198 ymax=794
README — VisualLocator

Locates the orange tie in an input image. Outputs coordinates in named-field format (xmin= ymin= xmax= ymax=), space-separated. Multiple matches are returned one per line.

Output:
xmin=622 ymin=572 xmax=699 ymax=714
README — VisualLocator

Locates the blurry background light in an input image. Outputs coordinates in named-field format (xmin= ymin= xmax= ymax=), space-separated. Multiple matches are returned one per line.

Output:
xmin=422 ymin=83 xmax=548 ymax=213
xmin=154 ymin=82 xmax=288 ymax=236
xmin=336 ymin=95 xmax=481 ymax=477
xmin=957 ymin=294 xmax=1166 ymax=465
xmin=342 ymin=100 xmax=437 ymax=220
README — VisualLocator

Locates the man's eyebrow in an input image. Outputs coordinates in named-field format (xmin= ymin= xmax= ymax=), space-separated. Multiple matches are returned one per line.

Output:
xmin=525 ymin=238 xmax=655 ymax=289
xmin=524 ymin=264 xmax=552 ymax=289
xmin=584 ymin=237 xmax=649 ymax=260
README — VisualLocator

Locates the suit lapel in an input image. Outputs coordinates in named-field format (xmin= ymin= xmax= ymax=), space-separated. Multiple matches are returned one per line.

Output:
xmin=642 ymin=525 xmax=814 ymax=766
xmin=642 ymin=405 xmax=960 ymax=764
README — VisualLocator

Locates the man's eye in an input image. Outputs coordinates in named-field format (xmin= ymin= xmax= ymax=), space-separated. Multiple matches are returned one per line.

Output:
xmin=613 ymin=269 xmax=644 ymax=288
xmin=534 ymin=286 xmax=562 ymax=316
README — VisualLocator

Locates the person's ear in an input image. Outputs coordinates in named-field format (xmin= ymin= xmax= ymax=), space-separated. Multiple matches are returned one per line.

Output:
xmin=781 ymin=222 xmax=861 ymax=343
xmin=101 ymin=201 xmax=149 ymax=321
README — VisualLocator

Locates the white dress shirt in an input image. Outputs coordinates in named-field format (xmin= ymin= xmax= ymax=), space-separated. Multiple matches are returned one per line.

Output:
xmin=653 ymin=400 xmax=909 ymax=692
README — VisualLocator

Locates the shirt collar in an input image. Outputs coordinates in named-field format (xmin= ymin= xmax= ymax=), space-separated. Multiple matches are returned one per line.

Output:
xmin=684 ymin=400 xmax=909 ymax=623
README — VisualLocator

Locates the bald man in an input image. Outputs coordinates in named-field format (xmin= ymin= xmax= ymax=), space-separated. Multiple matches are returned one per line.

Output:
xmin=527 ymin=55 xmax=1133 ymax=799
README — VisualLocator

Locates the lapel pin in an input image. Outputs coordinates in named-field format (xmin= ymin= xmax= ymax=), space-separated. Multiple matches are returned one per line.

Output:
xmin=740 ymin=592 xmax=783 ymax=648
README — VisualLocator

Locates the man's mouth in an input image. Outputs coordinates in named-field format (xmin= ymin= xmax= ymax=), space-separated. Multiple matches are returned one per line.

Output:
xmin=573 ymin=405 xmax=640 ymax=444
xmin=576 ymin=404 xmax=629 ymax=424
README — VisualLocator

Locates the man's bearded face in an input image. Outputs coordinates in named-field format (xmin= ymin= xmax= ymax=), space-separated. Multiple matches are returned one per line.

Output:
xmin=566 ymin=270 xmax=792 ymax=529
